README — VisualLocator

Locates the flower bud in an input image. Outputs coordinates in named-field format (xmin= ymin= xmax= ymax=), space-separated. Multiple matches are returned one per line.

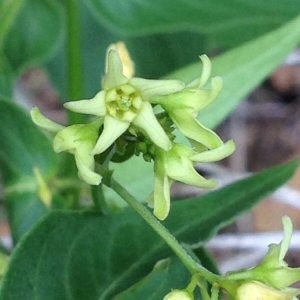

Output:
xmin=236 ymin=281 xmax=293 ymax=300
xmin=163 ymin=289 xmax=194 ymax=300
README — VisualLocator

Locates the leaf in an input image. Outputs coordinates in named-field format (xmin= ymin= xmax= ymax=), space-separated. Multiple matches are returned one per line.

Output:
xmin=0 ymin=100 xmax=57 ymax=182
xmin=114 ymin=256 xmax=195 ymax=300
xmin=0 ymin=100 xmax=57 ymax=243
xmin=0 ymin=159 xmax=298 ymax=299
xmin=167 ymin=15 xmax=300 ymax=129
xmin=0 ymin=0 xmax=23 ymax=44
xmin=85 ymin=0 xmax=300 ymax=47
xmin=0 ymin=0 xmax=64 ymax=75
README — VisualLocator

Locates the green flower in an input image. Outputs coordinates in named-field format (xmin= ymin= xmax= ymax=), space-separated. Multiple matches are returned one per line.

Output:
xmin=150 ymin=140 xmax=235 ymax=220
xmin=64 ymin=42 xmax=185 ymax=155
xmin=31 ymin=107 xmax=102 ymax=185
xmin=251 ymin=216 xmax=300 ymax=290
xmin=219 ymin=216 xmax=300 ymax=300
xmin=151 ymin=55 xmax=223 ymax=151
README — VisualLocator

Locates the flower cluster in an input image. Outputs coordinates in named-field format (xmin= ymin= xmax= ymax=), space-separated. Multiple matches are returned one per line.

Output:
xmin=31 ymin=42 xmax=235 ymax=220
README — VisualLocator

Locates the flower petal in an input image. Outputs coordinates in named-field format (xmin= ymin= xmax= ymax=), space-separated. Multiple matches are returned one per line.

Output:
xmin=152 ymin=77 xmax=223 ymax=113
xmin=108 ymin=42 xmax=135 ymax=79
xmin=190 ymin=140 xmax=235 ymax=162
xmin=133 ymin=102 xmax=171 ymax=151
xmin=170 ymin=110 xmax=223 ymax=149
xmin=187 ymin=54 xmax=212 ymax=89
xmin=64 ymin=91 xmax=107 ymax=117
xmin=166 ymin=155 xmax=217 ymax=189
xmin=130 ymin=77 xmax=185 ymax=101
xmin=280 ymin=216 xmax=293 ymax=262
xmin=30 ymin=107 xmax=65 ymax=132
xmin=74 ymin=150 xmax=102 ymax=185
xmin=153 ymin=159 xmax=171 ymax=220
xmin=102 ymin=49 xmax=128 ymax=90
xmin=91 ymin=115 xmax=129 ymax=155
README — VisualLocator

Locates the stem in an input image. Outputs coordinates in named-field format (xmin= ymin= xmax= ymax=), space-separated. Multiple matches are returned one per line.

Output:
xmin=105 ymin=171 xmax=218 ymax=283
xmin=91 ymin=184 xmax=108 ymax=213
xmin=66 ymin=0 xmax=85 ymax=125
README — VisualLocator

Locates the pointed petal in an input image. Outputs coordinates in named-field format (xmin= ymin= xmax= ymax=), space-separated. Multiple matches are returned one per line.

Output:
xmin=171 ymin=111 xmax=223 ymax=149
xmin=64 ymin=91 xmax=107 ymax=116
xmin=108 ymin=42 xmax=135 ymax=79
xmin=102 ymin=50 xmax=128 ymax=90
xmin=30 ymin=107 xmax=65 ymax=132
xmin=187 ymin=54 xmax=212 ymax=88
xmin=74 ymin=151 xmax=102 ymax=185
xmin=190 ymin=76 xmax=223 ymax=112
xmin=166 ymin=156 xmax=217 ymax=189
xmin=91 ymin=115 xmax=129 ymax=155
xmin=280 ymin=216 xmax=293 ymax=262
xmin=153 ymin=159 xmax=171 ymax=220
xmin=133 ymin=102 xmax=171 ymax=151
xmin=130 ymin=77 xmax=184 ymax=101
xmin=155 ymin=77 xmax=223 ymax=113
xmin=190 ymin=140 xmax=235 ymax=162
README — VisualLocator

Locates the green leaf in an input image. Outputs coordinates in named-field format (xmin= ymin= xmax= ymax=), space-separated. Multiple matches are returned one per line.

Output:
xmin=0 ymin=159 xmax=298 ymax=299
xmin=0 ymin=100 xmax=57 ymax=182
xmin=167 ymin=15 xmax=300 ymax=129
xmin=0 ymin=0 xmax=23 ymax=44
xmin=114 ymin=256 xmax=195 ymax=300
xmin=0 ymin=100 xmax=57 ymax=243
xmin=1 ymin=0 xmax=64 ymax=75
xmin=85 ymin=0 xmax=300 ymax=47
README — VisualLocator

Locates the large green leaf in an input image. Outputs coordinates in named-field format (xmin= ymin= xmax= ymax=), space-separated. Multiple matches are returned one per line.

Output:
xmin=167 ymin=15 xmax=300 ymax=129
xmin=0 ymin=100 xmax=57 ymax=243
xmin=45 ymin=1 xmax=207 ymax=101
xmin=85 ymin=0 xmax=300 ymax=47
xmin=0 ymin=0 xmax=64 ymax=76
xmin=0 ymin=159 xmax=298 ymax=299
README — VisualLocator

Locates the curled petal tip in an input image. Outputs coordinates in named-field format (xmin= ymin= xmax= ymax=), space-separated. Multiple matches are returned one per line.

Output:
xmin=30 ymin=107 xmax=65 ymax=132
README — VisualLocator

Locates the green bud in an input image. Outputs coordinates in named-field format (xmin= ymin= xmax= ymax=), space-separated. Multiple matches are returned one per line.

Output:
xmin=163 ymin=289 xmax=194 ymax=300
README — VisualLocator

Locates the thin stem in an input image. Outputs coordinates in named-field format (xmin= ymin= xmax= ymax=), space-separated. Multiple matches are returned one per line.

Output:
xmin=66 ymin=0 xmax=85 ymax=125
xmin=91 ymin=184 xmax=108 ymax=213
xmin=104 ymin=170 xmax=218 ymax=283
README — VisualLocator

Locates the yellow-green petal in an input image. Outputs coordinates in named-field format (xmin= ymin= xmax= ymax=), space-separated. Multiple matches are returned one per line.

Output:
xmin=74 ymin=150 xmax=102 ymax=185
xmin=91 ymin=115 xmax=129 ymax=155
xmin=153 ymin=159 xmax=171 ymax=220
xmin=102 ymin=49 xmax=128 ymax=90
xmin=130 ymin=77 xmax=185 ymax=101
xmin=30 ymin=107 xmax=65 ymax=132
xmin=170 ymin=110 xmax=223 ymax=149
xmin=190 ymin=140 xmax=235 ymax=162
xmin=133 ymin=102 xmax=171 ymax=151
xmin=64 ymin=91 xmax=106 ymax=117
xmin=166 ymin=155 xmax=217 ymax=189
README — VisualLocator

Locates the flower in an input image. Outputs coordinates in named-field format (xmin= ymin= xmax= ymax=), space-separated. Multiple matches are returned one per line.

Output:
xmin=251 ymin=216 xmax=300 ymax=290
xmin=163 ymin=289 xmax=194 ymax=300
xmin=64 ymin=42 xmax=185 ymax=155
xmin=31 ymin=107 xmax=102 ymax=185
xmin=219 ymin=216 xmax=300 ymax=300
xmin=150 ymin=140 xmax=235 ymax=220
xmin=151 ymin=55 xmax=223 ymax=151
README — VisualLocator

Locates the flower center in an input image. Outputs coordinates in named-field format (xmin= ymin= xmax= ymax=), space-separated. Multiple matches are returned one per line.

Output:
xmin=105 ymin=84 xmax=143 ymax=122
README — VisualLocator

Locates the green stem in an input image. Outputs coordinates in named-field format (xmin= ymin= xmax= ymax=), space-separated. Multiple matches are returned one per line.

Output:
xmin=66 ymin=0 xmax=85 ymax=125
xmin=104 ymin=171 xmax=218 ymax=283
xmin=91 ymin=184 xmax=108 ymax=213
